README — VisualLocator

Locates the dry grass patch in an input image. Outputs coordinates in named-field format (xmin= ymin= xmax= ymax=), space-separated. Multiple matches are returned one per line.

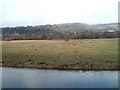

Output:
xmin=2 ymin=39 xmax=118 ymax=64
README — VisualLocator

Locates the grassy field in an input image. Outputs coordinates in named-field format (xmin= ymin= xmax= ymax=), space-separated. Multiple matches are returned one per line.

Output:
xmin=2 ymin=39 xmax=118 ymax=65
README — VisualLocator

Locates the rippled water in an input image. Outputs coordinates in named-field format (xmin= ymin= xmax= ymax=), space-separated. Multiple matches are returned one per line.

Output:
xmin=1 ymin=67 xmax=118 ymax=88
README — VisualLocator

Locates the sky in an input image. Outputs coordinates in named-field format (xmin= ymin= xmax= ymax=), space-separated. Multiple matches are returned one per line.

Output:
xmin=0 ymin=0 xmax=119 ymax=27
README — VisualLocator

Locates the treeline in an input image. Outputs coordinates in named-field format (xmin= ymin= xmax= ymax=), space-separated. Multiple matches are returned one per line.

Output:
xmin=1 ymin=23 xmax=119 ymax=41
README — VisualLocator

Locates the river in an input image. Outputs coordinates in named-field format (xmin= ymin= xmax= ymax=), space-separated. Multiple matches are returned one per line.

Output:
xmin=1 ymin=67 xmax=119 ymax=88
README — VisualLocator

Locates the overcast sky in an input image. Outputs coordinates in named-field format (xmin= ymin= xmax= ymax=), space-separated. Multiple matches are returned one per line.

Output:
xmin=0 ymin=0 xmax=119 ymax=27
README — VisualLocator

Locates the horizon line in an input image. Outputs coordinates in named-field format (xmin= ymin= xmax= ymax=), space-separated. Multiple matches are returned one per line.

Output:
xmin=0 ymin=22 xmax=119 ymax=28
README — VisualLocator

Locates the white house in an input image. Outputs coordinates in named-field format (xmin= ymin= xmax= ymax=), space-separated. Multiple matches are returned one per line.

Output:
xmin=107 ymin=30 xmax=114 ymax=32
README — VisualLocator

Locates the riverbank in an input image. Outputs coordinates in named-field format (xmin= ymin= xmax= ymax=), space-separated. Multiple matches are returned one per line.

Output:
xmin=1 ymin=61 xmax=119 ymax=70
xmin=2 ymin=39 xmax=119 ymax=70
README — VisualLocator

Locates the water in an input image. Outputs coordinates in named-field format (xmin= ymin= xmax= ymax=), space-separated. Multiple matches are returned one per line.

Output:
xmin=1 ymin=67 xmax=118 ymax=88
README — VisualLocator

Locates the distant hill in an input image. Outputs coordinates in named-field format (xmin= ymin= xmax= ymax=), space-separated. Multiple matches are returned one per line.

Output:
xmin=2 ymin=23 xmax=118 ymax=34
xmin=95 ymin=23 xmax=118 ymax=31
xmin=37 ymin=23 xmax=118 ymax=33
xmin=1 ymin=23 xmax=119 ymax=40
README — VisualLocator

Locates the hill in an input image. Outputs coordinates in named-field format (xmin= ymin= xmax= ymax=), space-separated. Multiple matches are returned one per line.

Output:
xmin=1 ymin=23 xmax=119 ymax=40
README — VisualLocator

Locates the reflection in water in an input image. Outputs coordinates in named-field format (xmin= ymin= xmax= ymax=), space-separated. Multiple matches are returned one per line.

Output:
xmin=2 ymin=67 xmax=118 ymax=88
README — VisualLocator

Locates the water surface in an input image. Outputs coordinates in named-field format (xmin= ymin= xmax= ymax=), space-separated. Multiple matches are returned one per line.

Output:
xmin=2 ymin=67 xmax=118 ymax=88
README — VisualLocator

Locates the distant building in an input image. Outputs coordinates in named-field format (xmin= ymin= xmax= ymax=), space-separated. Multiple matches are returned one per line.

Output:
xmin=107 ymin=30 xmax=114 ymax=33
xmin=98 ymin=27 xmax=101 ymax=29
xmin=12 ymin=33 xmax=20 ymax=35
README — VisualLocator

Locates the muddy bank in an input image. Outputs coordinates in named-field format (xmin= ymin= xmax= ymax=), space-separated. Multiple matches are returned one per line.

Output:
xmin=1 ymin=60 xmax=120 ymax=70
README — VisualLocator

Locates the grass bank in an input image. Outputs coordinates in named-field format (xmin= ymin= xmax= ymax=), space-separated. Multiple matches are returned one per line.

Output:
xmin=2 ymin=39 xmax=119 ymax=70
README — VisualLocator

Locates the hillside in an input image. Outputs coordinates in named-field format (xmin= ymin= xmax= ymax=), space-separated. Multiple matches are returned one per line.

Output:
xmin=1 ymin=23 xmax=119 ymax=40
xmin=95 ymin=23 xmax=118 ymax=31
